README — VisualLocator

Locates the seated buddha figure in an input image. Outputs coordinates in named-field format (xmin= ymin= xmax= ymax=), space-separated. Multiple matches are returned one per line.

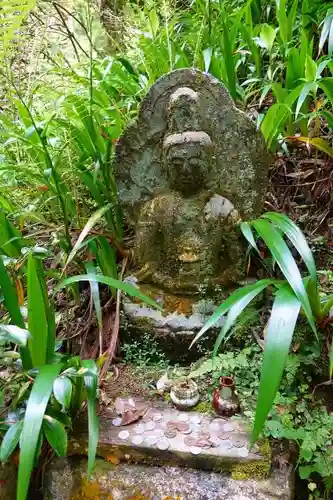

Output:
xmin=133 ymin=87 xmax=245 ymax=295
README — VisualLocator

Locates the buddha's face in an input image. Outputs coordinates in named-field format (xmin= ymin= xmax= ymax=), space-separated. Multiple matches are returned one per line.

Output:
xmin=164 ymin=142 xmax=211 ymax=196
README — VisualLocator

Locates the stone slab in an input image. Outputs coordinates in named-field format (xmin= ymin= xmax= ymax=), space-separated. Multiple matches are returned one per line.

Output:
xmin=70 ymin=400 xmax=270 ymax=477
xmin=44 ymin=457 xmax=294 ymax=500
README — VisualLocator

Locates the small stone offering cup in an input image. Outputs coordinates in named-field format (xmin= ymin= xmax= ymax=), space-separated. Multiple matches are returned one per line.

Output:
xmin=170 ymin=379 xmax=200 ymax=410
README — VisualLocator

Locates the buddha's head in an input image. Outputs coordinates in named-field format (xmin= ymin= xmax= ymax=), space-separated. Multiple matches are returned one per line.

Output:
xmin=163 ymin=131 xmax=212 ymax=196
xmin=168 ymin=87 xmax=201 ymax=132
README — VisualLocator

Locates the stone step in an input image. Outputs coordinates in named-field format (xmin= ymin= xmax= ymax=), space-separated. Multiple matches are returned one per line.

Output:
xmin=44 ymin=457 xmax=294 ymax=500
xmin=70 ymin=400 xmax=271 ymax=479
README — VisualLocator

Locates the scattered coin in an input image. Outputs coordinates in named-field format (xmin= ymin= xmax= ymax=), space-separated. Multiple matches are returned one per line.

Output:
xmin=232 ymin=435 xmax=246 ymax=448
xmin=157 ymin=438 xmax=170 ymax=450
xmin=131 ymin=435 xmax=143 ymax=445
xmin=112 ymin=418 xmax=122 ymax=427
xmin=219 ymin=440 xmax=233 ymax=450
xmin=211 ymin=417 xmax=227 ymax=424
xmin=184 ymin=436 xmax=197 ymax=446
xmin=118 ymin=430 xmax=130 ymax=440
xmin=164 ymin=428 xmax=177 ymax=439
xmin=209 ymin=437 xmax=220 ymax=448
xmin=155 ymin=429 xmax=164 ymax=437
xmin=189 ymin=415 xmax=201 ymax=425
xmin=134 ymin=424 xmax=145 ymax=435
xmin=222 ymin=423 xmax=234 ymax=432
xmin=196 ymin=439 xmax=211 ymax=449
xmin=218 ymin=432 xmax=231 ymax=441
xmin=177 ymin=422 xmax=190 ymax=432
xmin=191 ymin=424 xmax=201 ymax=433
xmin=178 ymin=413 xmax=189 ymax=422
xmin=153 ymin=413 xmax=163 ymax=422
xmin=190 ymin=446 xmax=202 ymax=455
xmin=145 ymin=421 xmax=156 ymax=431
xmin=167 ymin=420 xmax=178 ymax=430
xmin=181 ymin=427 xmax=192 ymax=435
xmin=209 ymin=418 xmax=226 ymax=431
xmin=145 ymin=436 xmax=159 ymax=446
xmin=199 ymin=431 xmax=210 ymax=439
xmin=238 ymin=447 xmax=249 ymax=458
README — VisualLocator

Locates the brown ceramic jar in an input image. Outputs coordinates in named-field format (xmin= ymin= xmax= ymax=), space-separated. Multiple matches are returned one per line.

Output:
xmin=212 ymin=376 xmax=240 ymax=417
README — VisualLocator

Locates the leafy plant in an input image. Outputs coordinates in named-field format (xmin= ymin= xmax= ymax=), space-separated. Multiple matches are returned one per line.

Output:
xmin=191 ymin=212 xmax=333 ymax=444
xmin=0 ymin=229 xmax=160 ymax=500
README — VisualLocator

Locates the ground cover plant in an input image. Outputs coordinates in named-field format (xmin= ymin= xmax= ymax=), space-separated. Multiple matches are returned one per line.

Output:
xmin=0 ymin=0 xmax=333 ymax=499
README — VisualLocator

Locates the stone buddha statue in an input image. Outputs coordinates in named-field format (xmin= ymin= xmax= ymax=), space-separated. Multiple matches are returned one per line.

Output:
xmin=132 ymin=87 xmax=244 ymax=295
xmin=114 ymin=69 xmax=269 ymax=355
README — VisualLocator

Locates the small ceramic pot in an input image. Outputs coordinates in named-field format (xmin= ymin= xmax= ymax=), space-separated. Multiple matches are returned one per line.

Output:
xmin=170 ymin=379 xmax=200 ymax=410
xmin=212 ymin=376 xmax=240 ymax=417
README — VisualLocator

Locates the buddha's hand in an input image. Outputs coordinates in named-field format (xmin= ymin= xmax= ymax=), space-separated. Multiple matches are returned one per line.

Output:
xmin=204 ymin=194 xmax=241 ymax=224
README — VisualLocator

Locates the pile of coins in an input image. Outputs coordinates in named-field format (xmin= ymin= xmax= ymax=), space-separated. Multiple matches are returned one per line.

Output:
xmin=112 ymin=408 xmax=254 ymax=458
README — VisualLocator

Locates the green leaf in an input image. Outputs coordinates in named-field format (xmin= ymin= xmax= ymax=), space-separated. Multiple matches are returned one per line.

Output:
xmin=251 ymin=285 xmax=301 ymax=443
xmin=64 ymin=204 xmax=112 ymax=272
xmin=27 ymin=255 xmax=49 ymax=366
xmin=53 ymin=377 xmax=72 ymax=408
xmin=213 ymin=280 xmax=275 ymax=357
xmin=0 ymin=257 xmax=31 ymax=369
xmin=288 ymin=137 xmax=333 ymax=157
xmin=0 ymin=212 xmax=23 ymax=258
xmin=262 ymin=213 xmax=316 ymax=281
xmin=260 ymin=103 xmax=290 ymax=150
xmin=259 ymin=24 xmax=276 ymax=52
xmin=54 ymin=274 xmax=162 ymax=311
xmin=262 ymin=212 xmax=320 ymax=317
xmin=17 ymin=363 xmax=63 ymax=500
xmin=85 ymin=262 xmax=102 ymax=334
xmin=305 ymin=55 xmax=317 ymax=82
xmin=252 ymin=219 xmax=316 ymax=334
xmin=299 ymin=465 xmax=314 ymax=479
xmin=318 ymin=78 xmax=333 ymax=106
xmin=240 ymin=222 xmax=260 ymax=254
xmin=0 ymin=325 xmax=30 ymax=346
xmin=0 ymin=257 xmax=24 ymax=328
xmin=190 ymin=279 xmax=278 ymax=347
xmin=42 ymin=415 xmax=67 ymax=457
xmin=0 ymin=420 xmax=23 ymax=462
xmin=295 ymin=82 xmax=315 ymax=118
xmin=330 ymin=340 xmax=333 ymax=379
xmin=81 ymin=360 xmax=99 ymax=478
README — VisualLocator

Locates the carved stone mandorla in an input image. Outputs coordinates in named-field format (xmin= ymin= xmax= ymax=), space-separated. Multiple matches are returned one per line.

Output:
xmin=114 ymin=69 xmax=270 ymax=295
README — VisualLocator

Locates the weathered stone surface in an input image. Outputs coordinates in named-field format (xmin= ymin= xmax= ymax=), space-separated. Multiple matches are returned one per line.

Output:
xmin=44 ymin=458 xmax=294 ymax=500
xmin=69 ymin=404 xmax=270 ymax=478
xmin=0 ymin=462 xmax=17 ymax=499
xmin=115 ymin=69 xmax=269 ymax=294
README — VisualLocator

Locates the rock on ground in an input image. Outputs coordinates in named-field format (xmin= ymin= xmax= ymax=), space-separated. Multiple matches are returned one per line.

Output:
xmin=43 ymin=457 xmax=294 ymax=500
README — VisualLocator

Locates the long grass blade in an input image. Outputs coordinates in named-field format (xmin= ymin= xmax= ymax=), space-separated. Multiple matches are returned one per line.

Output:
xmin=190 ymin=279 xmax=278 ymax=347
xmin=27 ymin=255 xmax=48 ymax=366
xmin=54 ymin=274 xmax=162 ymax=310
xmin=63 ymin=204 xmax=112 ymax=273
xmin=212 ymin=281 xmax=274 ymax=357
xmin=251 ymin=285 xmax=301 ymax=443
xmin=262 ymin=212 xmax=320 ymax=317
xmin=17 ymin=363 xmax=63 ymax=500
xmin=81 ymin=360 xmax=99 ymax=478
xmin=252 ymin=219 xmax=316 ymax=334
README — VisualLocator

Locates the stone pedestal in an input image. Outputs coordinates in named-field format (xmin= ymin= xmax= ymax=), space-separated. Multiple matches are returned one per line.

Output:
xmin=43 ymin=399 xmax=294 ymax=499
xmin=44 ymin=458 xmax=294 ymax=500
